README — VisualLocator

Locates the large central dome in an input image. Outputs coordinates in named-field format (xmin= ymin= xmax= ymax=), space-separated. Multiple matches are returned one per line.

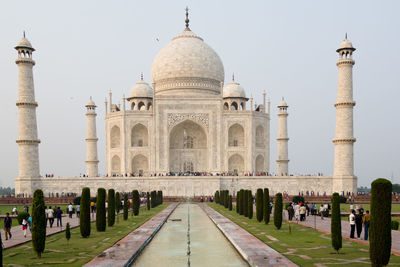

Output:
xmin=151 ymin=27 xmax=225 ymax=96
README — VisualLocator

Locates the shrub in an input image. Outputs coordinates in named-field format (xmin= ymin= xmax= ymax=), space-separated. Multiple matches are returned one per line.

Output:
xmin=236 ymin=191 xmax=240 ymax=214
xmin=274 ymin=193 xmax=283 ymax=230
xmin=65 ymin=222 xmax=71 ymax=243
xmin=215 ymin=191 xmax=220 ymax=204
xmin=331 ymin=192 xmax=342 ymax=253
xmin=220 ymin=190 xmax=224 ymax=206
xmin=123 ymin=194 xmax=128 ymax=220
xmin=225 ymin=191 xmax=229 ymax=208
xmin=229 ymin=195 xmax=232 ymax=211
xmin=157 ymin=191 xmax=162 ymax=206
xmin=151 ymin=191 xmax=157 ymax=208
xmin=263 ymin=188 xmax=270 ymax=224
xmin=108 ymin=189 xmax=115 ymax=227
xmin=115 ymin=192 xmax=120 ymax=215
xmin=73 ymin=197 xmax=81 ymax=205
xmin=370 ymin=178 xmax=392 ymax=267
xmin=96 ymin=188 xmax=106 ymax=232
xmin=244 ymin=190 xmax=249 ymax=217
xmin=240 ymin=189 xmax=245 ymax=216
xmin=339 ymin=195 xmax=347 ymax=203
xmin=132 ymin=190 xmax=140 ymax=216
xmin=160 ymin=191 xmax=163 ymax=205
xmin=248 ymin=190 xmax=253 ymax=219
xmin=391 ymin=221 xmax=399 ymax=230
xmin=292 ymin=195 xmax=304 ymax=204
xmin=256 ymin=188 xmax=263 ymax=222
xmin=80 ymin=187 xmax=91 ymax=238
xmin=32 ymin=189 xmax=46 ymax=258
xmin=17 ymin=211 xmax=29 ymax=225
xmin=146 ymin=192 xmax=150 ymax=210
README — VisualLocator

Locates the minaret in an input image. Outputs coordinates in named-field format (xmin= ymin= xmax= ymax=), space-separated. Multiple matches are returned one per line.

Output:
xmin=15 ymin=33 xmax=40 ymax=194
xmin=85 ymin=97 xmax=99 ymax=177
xmin=333 ymin=35 xmax=356 ymax=178
xmin=276 ymin=99 xmax=289 ymax=176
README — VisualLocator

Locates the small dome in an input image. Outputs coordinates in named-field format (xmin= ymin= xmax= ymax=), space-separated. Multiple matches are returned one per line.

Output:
xmin=223 ymin=80 xmax=246 ymax=98
xmin=129 ymin=79 xmax=153 ymax=98
xmin=86 ymin=98 xmax=96 ymax=107
xmin=337 ymin=38 xmax=355 ymax=52
xmin=278 ymin=99 xmax=288 ymax=107
xmin=15 ymin=37 xmax=34 ymax=51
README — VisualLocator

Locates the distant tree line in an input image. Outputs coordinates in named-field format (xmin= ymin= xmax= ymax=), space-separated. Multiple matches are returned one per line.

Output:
xmin=0 ymin=187 xmax=15 ymax=196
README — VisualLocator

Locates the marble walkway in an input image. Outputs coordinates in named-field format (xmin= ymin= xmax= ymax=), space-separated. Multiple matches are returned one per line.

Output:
xmin=287 ymin=214 xmax=400 ymax=255
xmin=201 ymin=204 xmax=297 ymax=267
xmin=1 ymin=212 xmax=97 ymax=249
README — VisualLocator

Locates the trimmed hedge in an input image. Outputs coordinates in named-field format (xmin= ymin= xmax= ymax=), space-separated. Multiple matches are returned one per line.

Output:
xmin=215 ymin=191 xmax=220 ymax=204
xmin=96 ymin=188 xmax=106 ymax=232
xmin=151 ymin=191 xmax=156 ymax=208
xmin=274 ymin=193 xmax=283 ymax=230
xmin=236 ymin=191 xmax=240 ymax=214
xmin=66 ymin=222 xmax=71 ymax=243
xmin=391 ymin=221 xmax=399 ymax=230
xmin=244 ymin=190 xmax=249 ymax=217
xmin=331 ymin=192 xmax=342 ymax=253
xmin=115 ymin=192 xmax=120 ymax=215
xmin=370 ymin=178 xmax=392 ymax=267
xmin=80 ymin=187 xmax=91 ymax=238
xmin=263 ymin=188 xmax=270 ymax=224
xmin=292 ymin=195 xmax=305 ymax=204
xmin=32 ymin=189 xmax=46 ymax=258
xmin=123 ymin=194 xmax=128 ymax=220
xmin=157 ymin=191 xmax=162 ymax=206
xmin=256 ymin=188 xmax=263 ymax=222
xmin=132 ymin=190 xmax=140 ymax=216
xmin=229 ymin=195 xmax=232 ymax=211
xmin=240 ymin=189 xmax=245 ymax=216
xmin=248 ymin=190 xmax=253 ymax=219
xmin=108 ymin=189 xmax=115 ymax=227
xmin=146 ymin=192 xmax=150 ymax=210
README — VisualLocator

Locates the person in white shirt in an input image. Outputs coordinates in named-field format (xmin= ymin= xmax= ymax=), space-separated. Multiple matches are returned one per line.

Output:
xmin=68 ymin=203 xmax=74 ymax=218
xmin=47 ymin=206 xmax=55 ymax=228
xmin=349 ymin=210 xmax=356 ymax=238
xmin=319 ymin=205 xmax=325 ymax=220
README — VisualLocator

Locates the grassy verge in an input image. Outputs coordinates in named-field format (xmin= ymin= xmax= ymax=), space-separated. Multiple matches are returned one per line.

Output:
xmin=3 ymin=203 xmax=169 ymax=267
xmin=208 ymin=203 xmax=400 ymax=266
xmin=338 ymin=203 xmax=400 ymax=213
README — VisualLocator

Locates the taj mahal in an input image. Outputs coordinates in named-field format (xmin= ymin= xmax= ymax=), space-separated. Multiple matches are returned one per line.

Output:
xmin=14 ymin=11 xmax=357 ymax=197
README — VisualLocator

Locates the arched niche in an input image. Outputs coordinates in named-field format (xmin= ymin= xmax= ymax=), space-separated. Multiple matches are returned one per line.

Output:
xmin=111 ymin=155 xmax=121 ymax=174
xmin=131 ymin=123 xmax=148 ymax=147
xmin=256 ymin=125 xmax=265 ymax=148
xmin=255 ymin=154 xmax=264 ymax=173
xmin=110 ymin=126 xmax=120 ymax=148
xmin=228 ymin=154 xmax=244 ymax=175
xmin=132 ymin=154 xmax=148 ymax=175
xmin=228 ymin=123 xmax=244 ymax=147
xmin=169 ymin=120 xmax=208 ymax=173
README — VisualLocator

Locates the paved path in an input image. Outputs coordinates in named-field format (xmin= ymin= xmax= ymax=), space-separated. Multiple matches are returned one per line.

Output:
xmin=84 ymin=203 xmax=178 ymax=267
xmin=288 ymin=214 xmax=400 ymax=255
xmin=201 ymin=204 xmax=297 ymax=267
xmin=1 ymin=212 xmax=97 ymax=249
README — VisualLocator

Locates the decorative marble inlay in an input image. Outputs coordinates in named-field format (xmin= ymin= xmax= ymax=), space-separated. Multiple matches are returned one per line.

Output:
xmin=168 ymin=113 xmax=209 ymax=129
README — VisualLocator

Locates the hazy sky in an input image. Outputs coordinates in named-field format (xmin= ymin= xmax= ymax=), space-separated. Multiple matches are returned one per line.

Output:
xmin=0 ymin=1 xmax=399 ymax=187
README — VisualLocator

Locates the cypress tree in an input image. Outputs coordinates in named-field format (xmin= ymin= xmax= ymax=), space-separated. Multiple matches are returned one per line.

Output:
xmin=151 ymin=191 xmax=156 ymax=208
xmin=274 ymin=193 xmax=283 ymax=230
xmin=331 ymin=192 xmax=342 ymax=253
xmin=370 ymin=178 xmax=392 ymax=267
xmin=132 ymin=190 xmax=140 ymax=216
xmin=248 ymin=190 xmax=253 ymax=219
xmin=0 ymin=232 xmax=3 ymax=266
xmin=32 ymin=189 xmax=46 ymax=258
xmin=244 ymin=190 xmax=249 ymax=217
xmin=157 ymin=191 xmax=162 ymax=206
xmin=146 ymin=192 xmax=150 ymax=210
xmin=240 ymin=189 xmax=245 ymax=215
xmin=229 ymin=195 xmax=232 ymax=211
xmin=236 ymin=191 xmax=240 ymax=214
xmin=160 ymin=191 xmax=163 ymax=204
xmin=256 ymin=188 xmax=263 ymax=222
xmin=108 ymin=189 xmax=115 ymax=227
xmin=96 ymin=188 xmax=106 ymax=232
xmin=225 ymin=191 xmax=229 ymax=208
xmin=80 ymin=187 xmax=91 ymax=237
xmin=215 ymin=191 xmax=220 ymax=204
xmin=220 ymin=190 xmax=224 ymax=206
xmin=263 ymin=188 xmax=270 ymax=224
xmin=65 ymin=222 xmax=71 ymax=244
xmin=123 ymin=194 xmax=128 ymax=220
xmin=115 ymin=192 xmax=120 ymax=215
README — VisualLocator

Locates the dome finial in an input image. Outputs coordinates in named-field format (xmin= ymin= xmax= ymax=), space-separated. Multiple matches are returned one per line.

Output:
xmin=345 ymin=32 xmax=347 ymax=40
xmin=185 ymin=6 xmax=190 ymax=30
xmin=232 ymin=73 xmax=235 ymax=81
xmin=140 ymin=72 xmax=144 ymax=81
xmin=23 ymin=31 xmax=26 ymax=38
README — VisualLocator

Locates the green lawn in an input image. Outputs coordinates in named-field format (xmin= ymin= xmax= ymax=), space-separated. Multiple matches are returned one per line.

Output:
xmin=339 ymin=203 xmax=400 ymax=213
xmin=3 ymin=203 xmax=169 ymax=267
xmin=0 ymin=204 xmax=69 ymax=215
xmin=209 ymin=203 xmax=400 ymax=266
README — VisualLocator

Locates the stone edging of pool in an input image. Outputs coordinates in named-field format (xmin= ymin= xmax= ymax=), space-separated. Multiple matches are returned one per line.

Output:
xmin=200 ymin=203 xmax=298 ymax=267
xmin=83 ymin=203 xmax=179 ymax=267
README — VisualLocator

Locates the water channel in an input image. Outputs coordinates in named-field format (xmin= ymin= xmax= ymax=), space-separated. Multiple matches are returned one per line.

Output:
xmin=132 ymin=203 xmax=248 ymax=267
